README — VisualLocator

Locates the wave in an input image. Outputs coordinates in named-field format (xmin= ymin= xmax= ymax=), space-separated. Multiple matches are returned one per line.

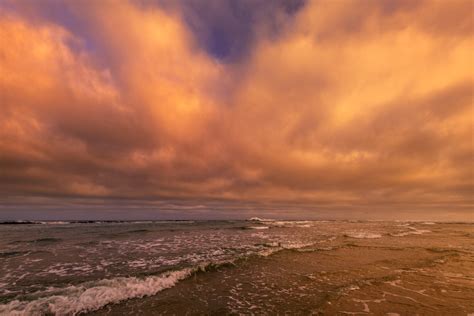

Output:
xmin=36 ymin=221 xmax=70 ymax=225
xmin=269 ymin=221 xmax=313 ymax=228
xmin=0 ymin=237 xmax=324 ymax=315
xmin=0 ymin=251 xmax=30 ymax=258
xmin=124 ymin=229 xmax=150 ymax=234
xmin=344 ymin=231 xmax=382 ymax=239
xmin=0 ymin=220 xmax=203 ymax=226
xmin=246 ymin=219 xmax=316 ymax=228
xmin=0 ymin=220 xmax=112 ymax=225
xmin=247 ymin=217 xmax=275 ymax=222
xmin=247 ymin=226 xmax=269 ymax=230
xmin=246 ymin=218 xmax=316 ymax=228
xmin=31 ymin=237 xmax=62 ymax=244
xmin=390 ymin=228 xmax=431 ymax=237
xmin=0 ymin=221 xmax=71 ymax=225
xmin=0 ymin=269 xmax=193 ymax=315
xmin=0 ymin=221 xmax=40 ymax=225
xmin=7 ymin=237 xmax=63 ymax=245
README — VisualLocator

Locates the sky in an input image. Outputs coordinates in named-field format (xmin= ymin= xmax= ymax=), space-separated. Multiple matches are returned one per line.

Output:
xmin=0 ymin=0 xmax=472 ymax=220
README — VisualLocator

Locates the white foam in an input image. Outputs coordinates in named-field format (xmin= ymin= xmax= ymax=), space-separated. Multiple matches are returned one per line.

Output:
xmin=270 ymin=221 xmax=289 ymax=227
xmin=128 ymin=260 xmax=148 ymax=268
xmin=37 ymin=221 xmax=70 ymax=225
xmin=0 ymin=269 xmax=192 ymax=315
xmin=345 ymin=231 xmax=382 ymax=239
xmin=396 ymin=223 xmax=410 ymax=227
xmin=390 ymin=227 xmax=431 ymax=237
xmin=281 ymin=241 xmax=315 ymax=249
xmin=247 ymin=217 xmax=275 ymax=222
xmin=44 ymin=267 xmax=70 ymax=277
xmin=256 ymin=240 xmax=317 ymax=257
xmin=248 ymin=226 xmax=269 ymax=230
xmin=267 ymin=220 xmax=313 ymax=228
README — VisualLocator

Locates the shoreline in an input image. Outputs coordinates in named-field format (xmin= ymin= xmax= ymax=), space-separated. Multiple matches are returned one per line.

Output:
xmin=88 ymin=225 xmax=474 ymax=315
xmin=1 ymin=222 xmax=472 ymax=315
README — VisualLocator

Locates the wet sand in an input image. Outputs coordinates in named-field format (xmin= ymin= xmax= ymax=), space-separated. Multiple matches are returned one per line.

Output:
xmin=90 ymin=223 xmax=474 ymax=315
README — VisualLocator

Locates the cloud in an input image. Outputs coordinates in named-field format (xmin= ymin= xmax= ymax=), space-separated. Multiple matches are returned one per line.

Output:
xmin=163 ymin=0 xmax=306 ymax=60
xmin=0 ymin=0 xmax=472 ymax=219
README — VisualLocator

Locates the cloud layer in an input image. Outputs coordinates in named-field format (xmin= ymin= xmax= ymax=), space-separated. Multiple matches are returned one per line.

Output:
xmin=0 ymin=0 xmax=472 ymax=219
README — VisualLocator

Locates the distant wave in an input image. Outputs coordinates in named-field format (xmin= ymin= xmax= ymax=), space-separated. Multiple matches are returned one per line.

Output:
xmin=0 ymin=251 xmax=30 ymax=258
xmin=247 ymin=217 xmax=275 ymax=222
xmin=0 ymin=220 xmax=114 ymax=225
xmin=124 ymin=229 xmax=150 ymax=234
xmin=390 ymin=226 xmax=431 ymax=237
xmin=9 ymin=237 xmax=64 ymax=245
xmin=269 ymin=221 xmax=313 ymax=228
xmin=0 ymin=220 xmax=200 ymax=226
xmin=344 ymin=231 xmax=382 ymax=239
xmin=247 ymin=226 xmax=269 ymax=230
xmin=246 ymin=219 xmax=317 ymax=228
xmin=0 ymin=221 xmax=40 ymax=225
xmin=32 ymin=237 xmax=62 ymax=243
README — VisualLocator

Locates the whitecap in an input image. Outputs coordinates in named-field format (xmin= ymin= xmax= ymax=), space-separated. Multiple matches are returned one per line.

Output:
xmin=268 ymin=220 xmax=313 ymax=228
xmin=345 ymin=231 xmax=382 ymax=239
xmin=390 ymin=227 xmax=431 ymax=237
xmin=247 ymin=217 xmax=275 ymax=222
xmin=0 ymin=269 xmax=192 ymax=315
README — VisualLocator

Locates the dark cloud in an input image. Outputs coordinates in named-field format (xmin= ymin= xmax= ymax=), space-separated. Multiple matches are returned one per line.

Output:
xmin=0 ymin=0 xmax=472 ymax=220
xmin=163 ymin=0 xmax=306 ymax=60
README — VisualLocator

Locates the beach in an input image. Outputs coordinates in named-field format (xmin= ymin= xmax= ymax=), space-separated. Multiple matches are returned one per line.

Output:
xmin=1 ymin=220 xmax=473 ymax=315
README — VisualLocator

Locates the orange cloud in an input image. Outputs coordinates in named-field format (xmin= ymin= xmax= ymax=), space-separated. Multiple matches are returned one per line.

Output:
xmin=0 ymin=0 xmax=472 ymax=219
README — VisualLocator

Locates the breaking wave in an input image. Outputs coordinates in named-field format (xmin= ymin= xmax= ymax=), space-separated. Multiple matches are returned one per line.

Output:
xmin=0 ymin=269 xmax=193 ymax=315
xmin=247 ymin=217 xmax=276 ymax=222
xmin=0 ymin=239 xmax=320 ymax=315
xmin=344 ymin=231 xmax=382 ymax=239
xmin=390 ymin=226 xmax=431 ymax=237
xmin=248 ymin=226 xmax=270 ymax=230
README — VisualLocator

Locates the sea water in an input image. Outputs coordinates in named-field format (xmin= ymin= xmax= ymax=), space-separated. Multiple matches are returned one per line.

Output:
xmin=0 ymin=220 xmax=472 ymax=315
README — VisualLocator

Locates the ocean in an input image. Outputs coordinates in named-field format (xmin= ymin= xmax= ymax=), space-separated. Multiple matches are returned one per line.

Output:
xmin=0 ymin=220 xmax=472 ymax=315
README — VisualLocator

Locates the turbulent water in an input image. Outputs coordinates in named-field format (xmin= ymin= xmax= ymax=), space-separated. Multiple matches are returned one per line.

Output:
xmin=0 ymin=220 xmax=472 ymax=315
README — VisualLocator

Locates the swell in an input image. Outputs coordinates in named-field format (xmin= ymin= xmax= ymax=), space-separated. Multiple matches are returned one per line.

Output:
xmin=0 ymin=251 xmax=30 ymax=258
xmin=9 ymin=237 xmax=63 ymax=245
xmin=123 ymin=229 xmax=150 ymax=234
xmin=32 ymin=237 xmax=63 ymax=243
xmin=0 ymin=240 xmax=323 ymax=315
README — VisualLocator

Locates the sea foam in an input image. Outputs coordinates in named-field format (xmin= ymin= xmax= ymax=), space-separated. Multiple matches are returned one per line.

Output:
xmin=345 ymin=231 xmax=382 ymax=239
xmin=390 ymin=226 xmax=431 ymax=237
xmin=0 ymin=269 xmax=192 ymax=315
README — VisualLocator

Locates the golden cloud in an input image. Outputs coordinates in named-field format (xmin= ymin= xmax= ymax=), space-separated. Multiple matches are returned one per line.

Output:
xmin=0 ymin=0 xmax=472 ymax=218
